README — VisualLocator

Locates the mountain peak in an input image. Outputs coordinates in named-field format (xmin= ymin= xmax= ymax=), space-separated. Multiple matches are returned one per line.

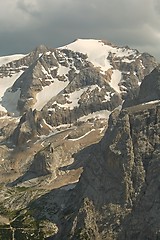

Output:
xmin=59 ymin=38 xmax=141 ymax=76
xmin=34 ymin=44 xmax=48 ymax=53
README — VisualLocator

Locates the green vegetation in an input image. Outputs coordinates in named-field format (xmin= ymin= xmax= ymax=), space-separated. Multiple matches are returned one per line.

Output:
xmin=0 ymin=228 xmax=12 ymax=240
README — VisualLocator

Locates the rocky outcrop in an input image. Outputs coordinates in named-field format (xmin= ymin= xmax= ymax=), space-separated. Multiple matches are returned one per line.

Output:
xmin=10 ymin=109 xmax=50 ymax=146
xmin=137 ymin=64 xmax=160 ymax=104
xmin=124 ymin=64 xmax=160 ymax=107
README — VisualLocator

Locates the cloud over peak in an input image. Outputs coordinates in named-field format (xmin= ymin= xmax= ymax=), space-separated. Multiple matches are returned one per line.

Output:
xmin=0 ymin=0 xmax=160 ymax=60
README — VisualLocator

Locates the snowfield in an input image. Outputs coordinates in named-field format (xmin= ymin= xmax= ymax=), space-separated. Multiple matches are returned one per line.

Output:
xmin=0 ymin=54 xmax=26 ymax=66
xmin=0 ymin=71 xmax=23 ymax=114
xmin=33 ymin=78 xmax=69 ymax=110
xmin=60 ymin=39 xmax=137 ymax=70
xmin=78 ymin=109 xmax=111 ymax=122
xmin=110 ymin=70 xmax=122 ymax=93
xmin=59 ymin=39 xmax=138 ymax=92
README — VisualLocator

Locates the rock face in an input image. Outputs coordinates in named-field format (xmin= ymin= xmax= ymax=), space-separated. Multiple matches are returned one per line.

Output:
xmin=137 ymin=64 xmax=160 ymax=104
xmin=124 ymin=64 xmax=160 ymax=107
xmin=10 ymin=109 xmax=50 ymax=146
xmin=50 ymin=67 xmax=160 ymax=240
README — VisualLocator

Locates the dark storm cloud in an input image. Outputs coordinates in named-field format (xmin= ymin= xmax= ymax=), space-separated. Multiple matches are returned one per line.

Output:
xmin=0 ymin=0 xmax=160 ymax=60
xmin=17 ymin=0 xmax=40 ymax=16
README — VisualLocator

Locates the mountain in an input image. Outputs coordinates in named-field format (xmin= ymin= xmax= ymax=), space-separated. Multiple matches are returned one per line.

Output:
xmin=0 ymin=39 xmax=157 ymax=146
xmin=0 ymin=39 xmax=159 ymax=239
xmin=0 ymin=39 xmax=157 ymax=117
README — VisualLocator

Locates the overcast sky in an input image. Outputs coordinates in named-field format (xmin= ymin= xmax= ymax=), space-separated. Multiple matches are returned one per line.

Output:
xmin=0 ymin=0 xmax=160 ymax=60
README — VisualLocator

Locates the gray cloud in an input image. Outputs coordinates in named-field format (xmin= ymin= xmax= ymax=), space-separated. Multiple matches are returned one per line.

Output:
xmin=17 ymin=0 xmax=40 ymax=16
xmin=0 ymin=0 xmax=160 ymax=60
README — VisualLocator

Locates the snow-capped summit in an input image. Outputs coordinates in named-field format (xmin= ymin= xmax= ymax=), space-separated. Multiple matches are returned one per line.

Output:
xmin=0 ymin=39 xmax=157 ymax=124
xmin=60 ymin=38 xmax=138 ymax=74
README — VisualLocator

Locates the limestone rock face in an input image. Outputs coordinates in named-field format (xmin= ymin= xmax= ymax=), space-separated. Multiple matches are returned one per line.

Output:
xmin=53 ymin=103 xmax=160 ymax=240
xmin=51 ymin=68 xmax=160 ymax=240
xmin=10 ymin=109 xmax=50 ymax=146
xmin=124 ymin=64 xmax=160 ymax=107
xmin=137 ymin=64 xmax=160 ymax=103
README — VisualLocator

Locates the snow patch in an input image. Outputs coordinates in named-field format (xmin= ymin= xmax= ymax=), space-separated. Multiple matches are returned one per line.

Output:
xmin=1 ymin=88 xmax=21 ymax=115
xmin=33 ymin=78 xmax=69 ymax=110
xmin=78 ymin=109 xmax=111 ymax=122
xmin=140 ymin=60 xmax=145 ymax=69
xmin=68 ymin=129 xmax=95 ymax=141
xmin=57 ymin=65 xmax=70 ymax=76
xmin=102 ymin=93 xmax=111 ymax=102
xmin=142 ymin=100 xmax=160 ymax=105
xmin=42 ymin=119 xmax=53 ymax=130
xmin=110 ymin=70 xmax=122 ymax=92
xmin=121 ymin=58 xmax=134 ymax=63
xmin=0 ymin=54 xmax=26 ymax=66
xmin=41 ymin=66 xmax=51 ymax=78
xmin=46 ymin=51 xmax=51 ymax=55
xmin=0 ymin=71 xmax=23 ymax=114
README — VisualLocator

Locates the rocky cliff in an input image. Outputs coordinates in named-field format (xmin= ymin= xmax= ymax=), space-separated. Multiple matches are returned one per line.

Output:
xmin=49 ymin=66 xmax=160 ymax=240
